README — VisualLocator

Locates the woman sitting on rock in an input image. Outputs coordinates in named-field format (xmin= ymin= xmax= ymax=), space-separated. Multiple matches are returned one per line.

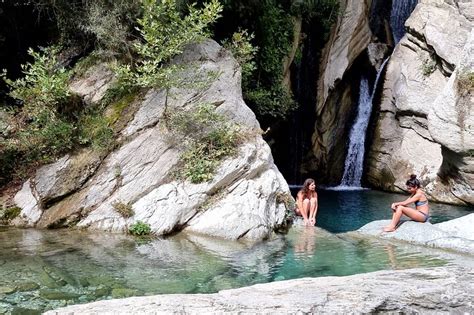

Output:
xmin=383 ymin=174 xmax=430 ymax=232
xmin=295 ymin=178 xmax=318 ymax=226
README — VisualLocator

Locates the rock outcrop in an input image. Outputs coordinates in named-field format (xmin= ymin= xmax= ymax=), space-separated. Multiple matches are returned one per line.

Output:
xmin=356 ymin=213 xmax=474 ymax=254
xmin=44 ymin=266 xmax=474 ymax=314
xmin=9 ymin=40 xmax=291 ymax=240
xmin=366 ymin=0 xmax=474 ymax=205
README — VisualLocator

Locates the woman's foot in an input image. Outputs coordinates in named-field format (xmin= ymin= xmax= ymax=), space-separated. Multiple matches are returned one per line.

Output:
xmin=383 ymin=225 xmax=396 ymax=232
xmin=309 ymin=218 xmax=315 ymax=226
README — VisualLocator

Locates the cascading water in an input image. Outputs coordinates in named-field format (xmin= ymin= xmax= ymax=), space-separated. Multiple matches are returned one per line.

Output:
xmin=338 ymin=58 xmax=389 ymax=189
xmin=390 ymin=0 xmax=418 ymax=44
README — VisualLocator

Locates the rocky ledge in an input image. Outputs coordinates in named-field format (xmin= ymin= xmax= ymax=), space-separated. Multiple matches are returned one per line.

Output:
xmin=44 ymin=266 xmax=473 ymax=314
xmin=356 ymin=213 xmax=474 ymax=254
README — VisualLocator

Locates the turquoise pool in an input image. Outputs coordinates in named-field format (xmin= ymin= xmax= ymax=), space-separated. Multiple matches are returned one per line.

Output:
xmin=0 ymin=190 xmax=472 ymax=314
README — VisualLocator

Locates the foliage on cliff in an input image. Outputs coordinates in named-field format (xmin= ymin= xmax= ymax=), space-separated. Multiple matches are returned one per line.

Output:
xmin=0 ymin=0 xmax=339 ymax=186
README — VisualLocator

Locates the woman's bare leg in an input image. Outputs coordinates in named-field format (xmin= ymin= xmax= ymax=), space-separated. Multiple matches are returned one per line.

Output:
xmin=309 ymin=197 xmax=317 ymax=226
xmin=302 ymin=199 xmax=310 ymax=225
xmin=383 ymin=206 xmax=426 ymax=232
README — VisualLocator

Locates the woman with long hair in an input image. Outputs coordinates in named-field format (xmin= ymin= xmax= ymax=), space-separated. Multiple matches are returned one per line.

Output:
xmin=383 ymin=174 xmax=430 ymax=232
xmin=295 ymin=178 xmax=318 ymax=226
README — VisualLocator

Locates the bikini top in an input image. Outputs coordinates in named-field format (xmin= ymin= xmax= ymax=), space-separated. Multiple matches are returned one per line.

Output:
xmin=415 ymin=200 xmax=428 ymax=207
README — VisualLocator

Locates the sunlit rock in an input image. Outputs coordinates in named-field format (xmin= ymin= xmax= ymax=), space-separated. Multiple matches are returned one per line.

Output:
xmin=44 ymin=267 xmax=474 ymax=314
xmin=367 ymin=0 xmax=473 ymax=205
xmin=12 ymin=40 xmax=291 ymax=240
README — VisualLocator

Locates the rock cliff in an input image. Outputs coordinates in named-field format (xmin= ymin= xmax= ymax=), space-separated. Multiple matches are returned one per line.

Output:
xmin=367 ymin=0 xmax=473 ymax=205
xmin=306 ymin=0 xmax=373 ymax=183
xmin=10 ymin=40 xmax=291 ymax=240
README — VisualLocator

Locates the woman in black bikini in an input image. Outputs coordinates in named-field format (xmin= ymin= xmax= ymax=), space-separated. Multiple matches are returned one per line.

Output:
xmin=383 ymin=174 xmax=430 ymax=232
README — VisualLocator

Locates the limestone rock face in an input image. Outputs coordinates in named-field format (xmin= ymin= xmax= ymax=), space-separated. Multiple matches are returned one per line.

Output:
xmin=367 ymin=0 xmax=473 ymax=205
xmin=11 ymin=40 xmax=290 ymax=240
xmin=11 ymin=180 xmax=42 ymax=227
xmin=307 ymin=0 xmax=372 ymax=183
xmin=44 ymin=266 xmax=474 ymax=314
xmin=33 ymin=149 xmax=102 ymax=207
xmin=69 ymin=63 xmax=115 ymax=105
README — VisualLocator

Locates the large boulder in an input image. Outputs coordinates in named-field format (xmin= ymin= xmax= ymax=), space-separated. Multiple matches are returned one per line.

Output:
xmin=11 ymin=40 xmax=291 ymax=240
xmin=366 ymin=0 xmax=473 ymax=205
xmin=44 ymin=266 xmax=474 ymax=314
xmin=356 ymin=213 xmax=474 ymax=254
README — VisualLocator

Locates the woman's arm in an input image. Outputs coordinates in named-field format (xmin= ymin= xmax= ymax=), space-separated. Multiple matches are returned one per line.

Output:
xmin=392 ymin=193 xmax=422 ymax=208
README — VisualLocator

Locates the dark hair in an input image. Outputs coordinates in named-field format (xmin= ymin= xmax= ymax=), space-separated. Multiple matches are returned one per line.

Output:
xmin=299 ymin=178 xmax=316 ymax=197
xmin=406 ymin=174 xmax=421 ymax=188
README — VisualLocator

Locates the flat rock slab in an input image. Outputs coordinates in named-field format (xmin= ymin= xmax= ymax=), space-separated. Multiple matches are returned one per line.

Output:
xmin=357 ymin=217 xmax=474 ymax=254
xmin=44 ymin=266 xmax=473 ymax=314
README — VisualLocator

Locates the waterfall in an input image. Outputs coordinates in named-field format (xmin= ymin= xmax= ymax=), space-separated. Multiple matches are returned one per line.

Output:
xmin=338 ymin=58 xmax=390 ymax=189
xmin=390 ymin=0 xmax=418 ymax=44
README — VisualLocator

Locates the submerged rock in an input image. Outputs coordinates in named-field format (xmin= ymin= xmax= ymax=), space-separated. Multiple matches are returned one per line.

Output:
xmin=44 ymin=266 xmax=474 ymax=314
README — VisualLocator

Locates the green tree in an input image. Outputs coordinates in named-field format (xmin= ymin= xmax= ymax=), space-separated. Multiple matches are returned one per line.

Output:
xmin=115 ymin=0 xmax=223 ymax=89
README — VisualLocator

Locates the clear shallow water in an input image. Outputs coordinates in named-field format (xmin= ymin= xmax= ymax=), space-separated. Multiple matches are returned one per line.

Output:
xmin=0 ymin=190 xmax=472 ymax=314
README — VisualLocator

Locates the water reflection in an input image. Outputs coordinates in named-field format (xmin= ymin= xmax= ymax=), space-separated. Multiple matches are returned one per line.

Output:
xmin=294 ymin=227 xmax=316 ymax=256
xmin=0 ymin=217 xmax=472 ymax=313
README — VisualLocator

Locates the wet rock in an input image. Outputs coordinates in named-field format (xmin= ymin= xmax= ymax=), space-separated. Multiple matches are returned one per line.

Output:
xmin=15 ymin=282 xmax=40 ymax=292
xmin=11 ymin=180 xmax=41 ymax=227
xmin=39 ymin=289 xmax=81 ymax=301
xmin=111 ymin=288 xmax=140 ymax=299
xmin=0 ymin=286 xmax=17 ymax=294
xmin=10 ymin=307 xmax=41 ymax=315
xmin=90 ymin=286 xmax=110 ymax=299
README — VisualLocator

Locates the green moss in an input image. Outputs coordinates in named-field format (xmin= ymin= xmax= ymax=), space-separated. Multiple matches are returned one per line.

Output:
xmin=1 ymin=206 xmax=21 ymax=221
xmin=106 ymin=92 xmax=136 ymax=125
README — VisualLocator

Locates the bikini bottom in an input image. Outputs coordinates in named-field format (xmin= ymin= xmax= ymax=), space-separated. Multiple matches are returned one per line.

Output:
xmin=417 ymin=210 xmax=430 ymax=222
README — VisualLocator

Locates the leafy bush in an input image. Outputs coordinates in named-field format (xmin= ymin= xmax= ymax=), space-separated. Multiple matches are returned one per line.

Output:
xmin=0 ymin=206 xmax=22 ymax=221
xmin=1 ymin=46 xmax=71 ymax=117
xmin=79 ymin=0 xmax=141 ymax=58
xmin=78 ymin=110 xmax=114 ymax=151
xmin=115 ymin=0 xmax=223 ymax=90
xmin=222 ymin=29 xmax=258 ymax=84
xmin=129 ymin=221 xmax=151 ymax=236
xmin=113 ymin=201 xmax=134 ymax=218
xmin=167 ymin=103 xmax=242 ymax=183
xmin=0 ymin=46 xmax=115 ymax=181
xmin=30 ymin=0 xmax=141 ymax=55
xmin=420 ymin=57 xmax=437 ymax=76
xmin=456 ymin=71 xmax=474 ymax=96
xmin=245 ymin=85 xmax=297 ymax=119
xmin=0 ymin=46 xmax=75 ymax=163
